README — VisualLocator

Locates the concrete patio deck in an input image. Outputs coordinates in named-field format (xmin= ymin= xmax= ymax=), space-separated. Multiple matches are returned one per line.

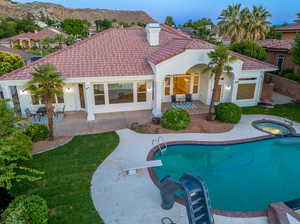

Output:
xmin=53 ymin=101 xmax=209 ymax=136
xmin=53 ymin=110 xmax=153 ymax=136
xmin=90 ymin=115 xmax=300 ymax=224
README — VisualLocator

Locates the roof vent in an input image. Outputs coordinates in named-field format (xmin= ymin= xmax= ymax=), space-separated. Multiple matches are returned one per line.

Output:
xmin=146 ymin=23 xmax=161 ymax=46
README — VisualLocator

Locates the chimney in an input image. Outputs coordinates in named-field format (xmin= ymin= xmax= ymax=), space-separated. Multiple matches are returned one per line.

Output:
xmin=146 ymin=23 xmax=161 ymax=46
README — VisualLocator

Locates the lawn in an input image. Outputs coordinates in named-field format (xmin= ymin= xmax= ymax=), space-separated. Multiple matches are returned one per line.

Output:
xmin=242 ymin=103 xmax=300 ymax=122
xmin=12 ymin=132 xmax=119 ymax=224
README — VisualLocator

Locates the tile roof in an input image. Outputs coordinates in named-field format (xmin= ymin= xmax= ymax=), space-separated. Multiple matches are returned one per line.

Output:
xmin=276 ymin=24 xmax=300 ymax=31
xmin=0 ymin=28 xmax=62 ymax=43
xmin=0 ymin=46 xmax=34 ymax=62
xmin=257 ymin=39 xmax=293 ymax=50
xmin=0 ymin=25 xmax=276 ymax=81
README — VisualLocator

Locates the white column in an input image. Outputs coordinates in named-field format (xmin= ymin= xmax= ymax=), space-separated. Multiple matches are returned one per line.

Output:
xmin=84 ymin=82 xmax=95 ymax=121
xmin=152 ymin=78 xmax=163 ymax=117
xmin=1 ymin=85 xmax=14 ymax=108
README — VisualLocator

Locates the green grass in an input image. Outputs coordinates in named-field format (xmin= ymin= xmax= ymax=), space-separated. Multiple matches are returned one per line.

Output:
xmin=12 ymin=132 xmax=119 ymax=224
xmin=242 ymin=103 xmax=300 ymax=122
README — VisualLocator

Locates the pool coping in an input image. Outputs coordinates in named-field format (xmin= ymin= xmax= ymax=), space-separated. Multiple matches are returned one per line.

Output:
xmin=251 ymin=119 xmax=297 ymax=136
xmin=146 ymin=134 xmax=300 ymax=218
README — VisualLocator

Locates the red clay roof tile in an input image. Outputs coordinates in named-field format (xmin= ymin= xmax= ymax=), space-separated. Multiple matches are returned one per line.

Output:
xmin=0 ymin=25 xmax=276 ymax=81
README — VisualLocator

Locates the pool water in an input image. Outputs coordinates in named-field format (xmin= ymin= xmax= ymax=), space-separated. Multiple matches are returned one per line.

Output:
xmin=152 ymin=137 xmax=300 ymax=212
xmin=255 ymin=122 xmax=291 ymax=135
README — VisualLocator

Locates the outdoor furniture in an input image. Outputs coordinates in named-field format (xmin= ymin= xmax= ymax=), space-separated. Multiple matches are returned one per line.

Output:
xmin=54 ymin=105 xmax=65 ymax=118
xmin=123 ymin=160 xmax=163 ymax=175
xmin=36 ymin=107 xmax=47 ymax=121
xmin=176 ymin=95 xmax=186 ymax=104
xmin=185 ymin=94 xmax=192 ymax=102
xmin=171 ymin=95 xmax=176 ymax=103
xmin=25 ymin=108 xmax=37 ymax=119
xmin=152 ymin=117 xmax=161 ymax=125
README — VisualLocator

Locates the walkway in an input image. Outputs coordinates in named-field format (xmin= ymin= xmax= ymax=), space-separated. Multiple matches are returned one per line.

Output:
xmin=91 ymin=115 xmax=300 ymax=224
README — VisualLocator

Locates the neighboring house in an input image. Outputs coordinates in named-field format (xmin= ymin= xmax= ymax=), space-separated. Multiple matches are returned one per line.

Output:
xmin=257 ymin=39 xmax=297 ymax=72
xmin=0 ymin=28 xmax=64 ymax=49
xmin=177 ymin=27 xmax=194 ymax=37
xmin=275 ymin=24 xmax=300 ymax=40
xmin=0 ymin=24 xmax=276 ymax=120
xmin=0 ymin=46 xmax=34 ymax=64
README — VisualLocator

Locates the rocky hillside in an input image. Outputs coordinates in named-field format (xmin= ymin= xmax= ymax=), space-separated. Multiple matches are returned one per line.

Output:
xmin=0 ymin=0 xmax=155 ymax=24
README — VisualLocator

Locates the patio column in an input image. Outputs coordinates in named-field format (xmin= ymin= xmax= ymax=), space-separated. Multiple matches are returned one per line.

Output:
xmin=152 ymin=79 xmax=163 ymax=117
xmin=1 ymin=85 xmax=13 ymax=108
xmin=84 ymin=82 xmax=95 ymax=121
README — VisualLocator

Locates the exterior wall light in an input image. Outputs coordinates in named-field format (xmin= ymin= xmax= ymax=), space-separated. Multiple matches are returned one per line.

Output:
xmin=65 ymin=87 xmax=73 ymax=93
xmin=225 ymin=85 xmax=232 ymax=90
xmin=20 ymin=90 xmax=29 ymax=95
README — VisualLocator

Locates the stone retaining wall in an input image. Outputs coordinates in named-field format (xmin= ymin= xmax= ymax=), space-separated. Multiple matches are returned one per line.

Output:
xmin=265 ymin=73 xmax=300 ymax=101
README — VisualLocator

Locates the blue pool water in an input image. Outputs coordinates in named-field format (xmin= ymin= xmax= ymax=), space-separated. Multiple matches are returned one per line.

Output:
xmin=152 ymin=137 xmax=300 ymax=212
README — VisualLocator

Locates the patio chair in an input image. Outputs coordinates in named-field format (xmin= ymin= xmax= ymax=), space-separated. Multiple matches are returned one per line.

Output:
xmin=54 ymin=105 xmax=65 ymax=119
xmin=185 ymin=94 xmax=192 ymax=103
xmin=25 ymin=108 xmax=37 ymax=120
xmin=171 ymin=95 xmax=176 ymax=103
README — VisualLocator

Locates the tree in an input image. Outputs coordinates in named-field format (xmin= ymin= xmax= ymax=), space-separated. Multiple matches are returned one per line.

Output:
xmin=0 ymin=99 xmax=43 ymax=191
xmin=266 ymin=26 xmax=282 ymax=40
xmin=218 ymin=4 xmax=271 ymax=42
xmin=230 ymin=40 xmax=267 ymax=61
xmin=291 ymin=35 xmax=300 ymax=68
xmin=192 ymin=19 xmax=214 ymax=41
xmin=65 ymin=35 xmax=76 ymax=46
xmin=61 ymin=18 xmax=90 ymax=37
xmin=95 ymin=19 xmax=112 ymax=32
xmin=41 ymin=37 xmax=54 ymax=50
xmin=26 ymin=64 xmax=64 ymax=140
xmin=55 ymin=33 xmax=65 ymax=49
xmin=0 ymin=51 xmax=25 ymax=76
xmin=204 ymin=45 xmax=239 ymax=120
xmin=165 ymin=16 xmax=175 ymax=26
xmin=294 ymin=13 xmax=300 ymax=24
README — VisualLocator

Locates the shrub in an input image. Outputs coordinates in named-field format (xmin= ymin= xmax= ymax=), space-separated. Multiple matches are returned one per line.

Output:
xmin=215 ymin=103 xmax=242 ymax=124
xmin=230 ymin=40 xmax=267 ymax=61
xmin=162 ymin=108 xmax=191 ymax=130
xmin=2 ymin=195 xmax=48 ymax=224
xmin=0 ymin=51 xmax=25 ymax=76
xmin=25 ymin=123 xmax=49 ymax=142
xmin=0 ymin=188 xmax=14 ymax=215
xmin=283 ymin=73 xmax=300 ymax=82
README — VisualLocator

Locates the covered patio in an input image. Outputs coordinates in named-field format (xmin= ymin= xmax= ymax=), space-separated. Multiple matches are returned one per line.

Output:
xmin=52 ymin=110 xmax=153 ymax=136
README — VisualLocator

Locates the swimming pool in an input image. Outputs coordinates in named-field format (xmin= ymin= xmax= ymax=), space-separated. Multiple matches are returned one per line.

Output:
xmin=151 ymin=137 xmax=300 ymax=212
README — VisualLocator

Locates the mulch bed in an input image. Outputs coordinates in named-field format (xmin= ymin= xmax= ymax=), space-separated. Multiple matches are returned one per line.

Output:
xmin=135 ymin=114 xmax=234 ymax=134
xmin=32 ymin=136 xmax=73 ymax=154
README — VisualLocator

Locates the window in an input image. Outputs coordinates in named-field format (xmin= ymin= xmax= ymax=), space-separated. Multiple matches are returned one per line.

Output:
xmin=164 ymin=77 xmax=171 ymax=96
xmin=94 ymin=84 xmax=105 ymax=105
xmin=108 ymin=83 xmax=133 ymax=104
xmin=193 ymin=73 xmax=199 ymax=94
xmin=137 ymin=81 xmax=147 ymax=102
xmin=237 ymin=83 xmax=256 ymax=100
xmin=276 ymin=55 xmax=285 ymax=71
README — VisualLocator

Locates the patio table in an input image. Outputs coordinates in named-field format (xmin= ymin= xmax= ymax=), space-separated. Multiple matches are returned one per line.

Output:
xmin=36 ymin=107 xmax=47 ymax=117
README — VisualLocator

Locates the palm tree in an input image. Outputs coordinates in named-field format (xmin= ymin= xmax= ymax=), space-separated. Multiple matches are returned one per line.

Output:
xmin=55 ymin=33 xmax=65 ymax=49
xmin=247 ymin=6 xmax=271 ymax=41
xmin=218 ymin=4 xmax=271 ymax=42
xmin=26 ymin=64 xmax=64 ymax=140
xmin=218 ymin=4 xmax=244 ymax=42
xmin=204 ymin=45 xmax=239 ymax=120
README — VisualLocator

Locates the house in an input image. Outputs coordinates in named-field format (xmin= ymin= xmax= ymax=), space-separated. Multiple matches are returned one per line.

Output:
xmin=275 ymin=24 xmax=300 ymax=40
xmin=0 ymin=28 xmax=64 ymax=49
xmin=257 ymin=39 xmax=297 ymax=72
xmin=0 ymin=24 xmax=276 ymax=120
xmin=0 ymin=46 xmax=34 ymax=64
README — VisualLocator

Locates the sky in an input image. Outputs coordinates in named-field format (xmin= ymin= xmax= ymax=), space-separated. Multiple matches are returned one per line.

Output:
xmin=17 ymin=0 xmax=300 ymax=25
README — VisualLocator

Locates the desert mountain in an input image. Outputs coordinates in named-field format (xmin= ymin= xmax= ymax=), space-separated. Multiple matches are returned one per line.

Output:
xmin=0 ymin=0 xmax=155 ymax=24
